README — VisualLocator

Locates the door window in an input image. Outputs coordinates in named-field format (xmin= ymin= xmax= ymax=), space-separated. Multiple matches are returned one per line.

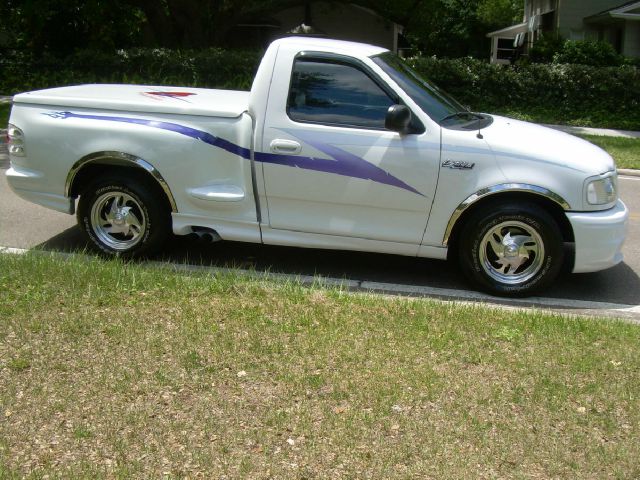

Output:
xmin=287 ymin=58 xmax=394 ymax=129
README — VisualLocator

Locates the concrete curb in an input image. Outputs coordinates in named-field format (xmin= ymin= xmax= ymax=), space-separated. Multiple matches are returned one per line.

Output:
xmin=1 ymin=246 xmax=639 ymax=323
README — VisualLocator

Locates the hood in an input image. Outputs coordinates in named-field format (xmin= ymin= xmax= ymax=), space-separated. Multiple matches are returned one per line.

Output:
xmin=480 ymin=115 xmax=615 ymax=176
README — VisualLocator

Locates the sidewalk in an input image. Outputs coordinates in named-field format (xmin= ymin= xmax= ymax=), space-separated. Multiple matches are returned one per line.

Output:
xmin=544 ymin=124 xmax=640 ymax=139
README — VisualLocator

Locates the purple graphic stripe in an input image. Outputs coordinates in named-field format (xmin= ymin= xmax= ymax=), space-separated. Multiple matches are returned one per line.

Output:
xmin=43 ymin=111 xmax=423 ymax=196
xmin=44 ymin=111 xmax=251 ymax=157
xmin=277 ymin=131 xmax=423 ymax=196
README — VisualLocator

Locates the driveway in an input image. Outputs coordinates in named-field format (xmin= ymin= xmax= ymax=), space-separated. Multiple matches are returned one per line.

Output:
xmin=1 ymin=143 xmax=639 ymax=313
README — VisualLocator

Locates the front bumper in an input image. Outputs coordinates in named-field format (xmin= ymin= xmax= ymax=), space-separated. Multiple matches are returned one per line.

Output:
xmin=567 ymin=199 xmax=628 ymax=273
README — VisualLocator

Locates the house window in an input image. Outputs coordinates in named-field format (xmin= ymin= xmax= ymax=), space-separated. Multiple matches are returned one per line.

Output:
xmin=541 ymin=10 xmax=555 ymax=33
xmin=570 ymin=29 xmax=585 ymax=41
xmin=287 ymin=58 xmax=395 ymax=129
xmin=613 ymin=28 xmax=623 ymax=53
xmin=496 ymin=38 xmax=516 ymax=61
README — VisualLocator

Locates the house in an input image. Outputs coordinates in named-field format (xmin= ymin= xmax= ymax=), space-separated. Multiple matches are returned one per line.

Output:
xmin=226 ymin=1 xmax=405 ymax=53
xmin=487 ymin=0 xmax=640 ymax=63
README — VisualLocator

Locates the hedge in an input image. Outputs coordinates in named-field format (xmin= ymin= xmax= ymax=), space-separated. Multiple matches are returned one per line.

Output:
xmin=1 ymin=48 xmax=638 ymax=129
xmin=0 ymin=48 xmax=262 ymax=94
xmin=409 ymin=56 xmax=640 ymax=130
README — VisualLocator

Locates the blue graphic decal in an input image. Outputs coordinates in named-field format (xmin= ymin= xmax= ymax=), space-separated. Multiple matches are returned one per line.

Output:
xmin=43 ymin=111 xmax=423 ymax=196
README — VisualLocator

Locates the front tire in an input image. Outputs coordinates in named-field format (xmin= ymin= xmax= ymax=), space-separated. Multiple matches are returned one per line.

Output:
xmin=77 ymin=175 xmax=170 ymax=258
xmin=459 ymin=203 xmax=564 ymax=297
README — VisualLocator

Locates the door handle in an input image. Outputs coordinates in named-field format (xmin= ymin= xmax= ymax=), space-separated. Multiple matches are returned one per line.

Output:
xmin=270 ymin=139 xmax=302 ymax=155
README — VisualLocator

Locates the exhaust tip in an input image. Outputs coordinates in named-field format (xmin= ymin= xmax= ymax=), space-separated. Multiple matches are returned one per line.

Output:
xmin=190 ymin=227 xmax=222 ymax=243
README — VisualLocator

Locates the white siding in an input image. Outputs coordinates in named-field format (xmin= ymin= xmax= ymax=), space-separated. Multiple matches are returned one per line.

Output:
xmin=527 ymin=0 xmax=558 ymax=18
xmin=557 ymin=0 xmax=624 ymax=38
xmin=623 ymin=20 xmax=640 ymax=57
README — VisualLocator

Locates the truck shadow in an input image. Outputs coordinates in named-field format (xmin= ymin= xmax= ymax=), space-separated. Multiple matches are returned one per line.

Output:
xmin=37 ymin=228 xmax=640 ymax=308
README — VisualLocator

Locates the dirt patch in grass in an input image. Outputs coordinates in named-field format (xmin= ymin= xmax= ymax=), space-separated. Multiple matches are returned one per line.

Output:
xmin=1 ymin=253 xmax=639 ymax=478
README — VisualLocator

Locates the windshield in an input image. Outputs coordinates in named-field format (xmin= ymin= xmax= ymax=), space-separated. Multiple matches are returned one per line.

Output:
xmin=372 ymin=52 xmax=469 ymax=125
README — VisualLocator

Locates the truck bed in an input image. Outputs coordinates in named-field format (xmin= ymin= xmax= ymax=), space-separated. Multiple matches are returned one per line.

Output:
xmin=12 ymin=84 xmax=250 ymax=118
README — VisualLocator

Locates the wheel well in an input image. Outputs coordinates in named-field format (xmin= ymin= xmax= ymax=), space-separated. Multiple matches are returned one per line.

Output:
xmin=447 ymin=192 xmax=575 ymax=259
xmin=68 ymin=159 xmax=176 ymax=213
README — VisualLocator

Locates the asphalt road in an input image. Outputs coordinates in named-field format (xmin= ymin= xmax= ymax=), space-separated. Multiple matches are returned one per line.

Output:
xmin=1 ymin=146 xmax=639 ymax=308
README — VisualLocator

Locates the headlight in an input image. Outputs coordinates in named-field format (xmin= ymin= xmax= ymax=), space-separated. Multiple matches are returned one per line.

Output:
xmin=585 ymin=172 xmax=617 ymax=206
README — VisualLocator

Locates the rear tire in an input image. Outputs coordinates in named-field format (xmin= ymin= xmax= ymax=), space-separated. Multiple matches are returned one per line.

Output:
xmin=459 ymin=203 xmax=564 ymax=297
xmin=77 ymin=174 xmax=170 ymax=258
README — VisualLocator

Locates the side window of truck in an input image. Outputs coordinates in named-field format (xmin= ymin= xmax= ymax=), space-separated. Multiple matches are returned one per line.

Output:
xmin=287 ymin=57 xmax=395 ymax=130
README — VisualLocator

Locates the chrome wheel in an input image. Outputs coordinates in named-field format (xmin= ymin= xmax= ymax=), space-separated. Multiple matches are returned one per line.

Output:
xmin=90 ymin=192 xmax=146 ymax=251
xmin=478 ymin=220 xmax=544 ymax=285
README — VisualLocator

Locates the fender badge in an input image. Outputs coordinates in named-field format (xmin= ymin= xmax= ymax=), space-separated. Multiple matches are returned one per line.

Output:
xmin=442 ymin=159 xmax=475 ymax=170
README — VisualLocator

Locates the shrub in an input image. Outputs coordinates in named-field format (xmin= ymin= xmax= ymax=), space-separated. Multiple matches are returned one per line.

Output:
xmin=1 ymin=48 xmax=638 ymax=129
xmin=408 ymin=56 xmax=640 ymax=129
xmin=0 ymin=48 xmax=262 ymax=94
xmin=528 ymin=34 xmax=564 ymax=64
xmin=553 ymin=40 xmax=624 ymax=67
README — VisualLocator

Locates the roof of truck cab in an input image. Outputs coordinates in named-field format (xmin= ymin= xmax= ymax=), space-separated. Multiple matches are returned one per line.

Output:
xmin=271 ymin=36 xmax=388 ymax=57
xmin=13 ymin=84 xmax=250 ymax=118
xmin=13 ymin=39 xmax=388 ymax=116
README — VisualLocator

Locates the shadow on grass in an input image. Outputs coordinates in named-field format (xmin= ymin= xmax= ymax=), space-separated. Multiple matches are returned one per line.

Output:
xmin=35 ymin=226 xmax=640 ymax=308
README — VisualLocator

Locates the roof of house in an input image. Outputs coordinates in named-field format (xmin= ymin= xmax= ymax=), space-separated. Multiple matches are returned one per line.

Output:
xmin=486 ymin=22 xmax=528 ymax=38
xmin=586 ymin=1 xmax=640 ymax=21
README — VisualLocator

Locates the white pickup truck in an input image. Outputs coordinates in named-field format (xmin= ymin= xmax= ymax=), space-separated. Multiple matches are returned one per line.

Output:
xmin=6 ymin=36 xmax=628 ymax=296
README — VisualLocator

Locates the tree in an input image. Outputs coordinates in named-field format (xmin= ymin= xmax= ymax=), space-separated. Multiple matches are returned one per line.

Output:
xmin=2 ymin=0 xmax=524 ymax=58
xmin=400 ymin=0 xmax=524 ymax=58
xmin=128 ymin=0 xmax=436 ymax=49
xmin=127 ymin=0 xmax=310 ymax=48
xmin=2 ymin=0 xmax=143 ymax=55
xmin=477 ymin=0 xmax=524 ymax=28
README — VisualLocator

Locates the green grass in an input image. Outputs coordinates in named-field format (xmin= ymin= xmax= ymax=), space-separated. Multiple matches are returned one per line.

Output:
xmin=1 ymin=252 xmax=640 ymax=478
xmin=576 ymin=134 xmax=640 ymax=170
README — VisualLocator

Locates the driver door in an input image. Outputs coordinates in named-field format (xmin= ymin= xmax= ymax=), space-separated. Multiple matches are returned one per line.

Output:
xmin=259 ymin=53 xmax=441 ymax=245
